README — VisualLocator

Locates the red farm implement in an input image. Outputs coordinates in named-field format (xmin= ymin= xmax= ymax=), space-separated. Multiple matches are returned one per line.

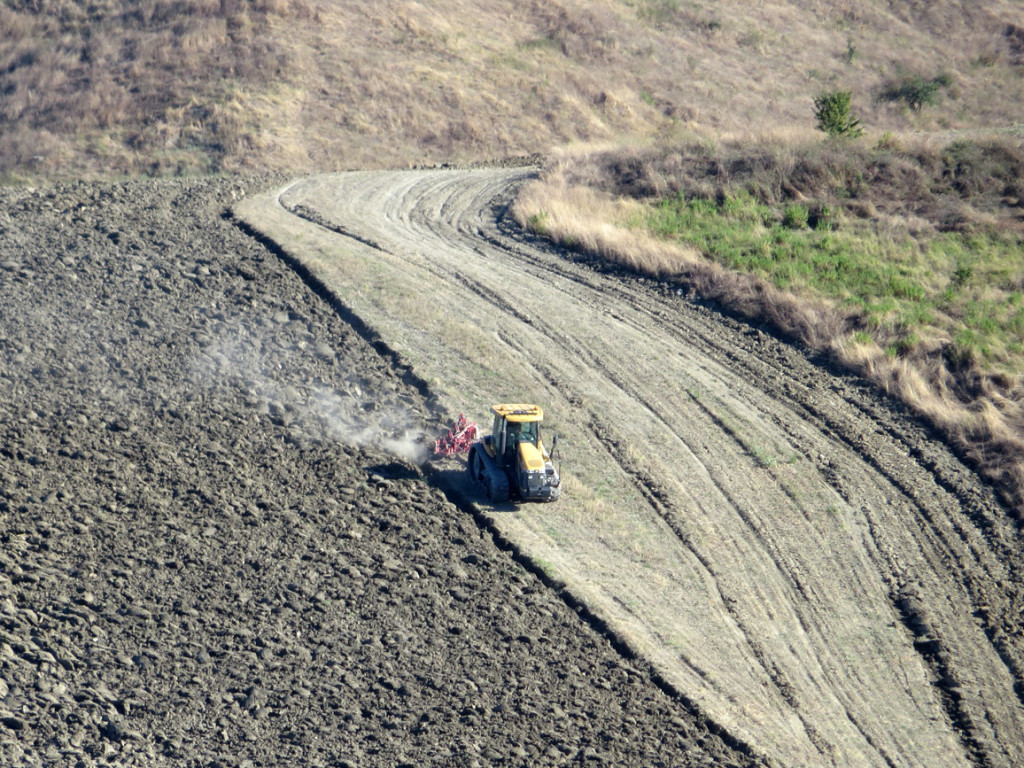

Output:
xmin=433 ymin=414 xmax=478 ymax=456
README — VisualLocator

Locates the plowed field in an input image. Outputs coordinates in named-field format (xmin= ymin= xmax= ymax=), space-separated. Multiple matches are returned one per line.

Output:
xmin=2 ymin=171 xmax=1023 ymax=768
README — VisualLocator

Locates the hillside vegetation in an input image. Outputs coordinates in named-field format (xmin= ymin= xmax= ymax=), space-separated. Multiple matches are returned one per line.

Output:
xmin=2 ymin=0 xmax=1022 ymax=179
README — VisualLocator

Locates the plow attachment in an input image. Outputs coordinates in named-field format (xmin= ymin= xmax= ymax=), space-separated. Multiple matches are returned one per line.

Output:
xmin=433 ymin=414 xmax=478 ymax=456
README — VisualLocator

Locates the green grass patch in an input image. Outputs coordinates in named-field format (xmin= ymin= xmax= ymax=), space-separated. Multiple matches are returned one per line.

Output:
xmin=527 ymin=210 xmax=551 ymax=235
xmin=635 ymin=190 xmax=1024 ymax=374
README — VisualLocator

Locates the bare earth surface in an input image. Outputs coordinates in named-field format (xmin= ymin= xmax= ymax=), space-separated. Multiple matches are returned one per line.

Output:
xmin=0 ymin=177 xmax=762 ymax=768
xmin=235 ymin=169 xmax=1024 ymax=768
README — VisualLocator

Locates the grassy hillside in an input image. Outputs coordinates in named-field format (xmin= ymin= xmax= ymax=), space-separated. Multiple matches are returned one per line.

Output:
xmin=2 ymin=0 xmax=1022 ymax=180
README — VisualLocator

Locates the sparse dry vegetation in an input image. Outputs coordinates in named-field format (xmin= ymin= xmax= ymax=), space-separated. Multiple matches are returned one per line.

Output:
xmin=2 ymin=0 xmax=1023 ymax=180
xmin=0 ymin=0 xmax=305 ymax=177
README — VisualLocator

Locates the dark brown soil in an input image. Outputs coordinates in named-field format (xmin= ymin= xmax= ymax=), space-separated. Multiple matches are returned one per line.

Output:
xmin=0 ymin=178 xmax=763 ymax=768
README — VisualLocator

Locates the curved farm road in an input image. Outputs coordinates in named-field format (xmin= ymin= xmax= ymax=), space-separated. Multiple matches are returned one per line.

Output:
xmin=236 ymin=169 xmax=1024 ymax=768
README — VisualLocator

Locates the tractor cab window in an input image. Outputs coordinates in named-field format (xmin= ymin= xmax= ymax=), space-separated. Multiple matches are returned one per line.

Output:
xmin=507 ymin=420 xmax=538 ymax=446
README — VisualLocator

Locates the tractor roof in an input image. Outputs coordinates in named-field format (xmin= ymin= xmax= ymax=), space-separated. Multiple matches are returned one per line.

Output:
xmin=491 ymin=403 xmax=544 ymax=422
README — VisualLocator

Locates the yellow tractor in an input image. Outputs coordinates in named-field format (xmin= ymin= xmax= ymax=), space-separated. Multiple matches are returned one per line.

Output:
xmin=467 ymin=404 xmax=561 ymax=502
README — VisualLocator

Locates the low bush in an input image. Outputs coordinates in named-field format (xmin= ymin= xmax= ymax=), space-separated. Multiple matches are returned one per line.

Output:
xmin=782 ymin=204 xmax=809 ymax=229
xmin=880 ymin=72 xmax=954 ymax=112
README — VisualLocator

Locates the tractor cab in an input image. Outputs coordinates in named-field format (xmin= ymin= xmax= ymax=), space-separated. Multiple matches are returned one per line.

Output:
xmin=492 ymin=404 xmax=543 ymax=468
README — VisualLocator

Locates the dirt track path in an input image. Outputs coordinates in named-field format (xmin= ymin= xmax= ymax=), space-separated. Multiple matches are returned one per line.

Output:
xmin=236 ymin=169 xmax=1024 ymax=768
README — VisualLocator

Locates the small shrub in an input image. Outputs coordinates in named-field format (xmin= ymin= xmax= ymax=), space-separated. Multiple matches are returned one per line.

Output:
xmin=890 ymin=333 xmax=919 ymax=357
xmin=880 ymin=73 xmax=953 ymax=112
xmin=888 ymin=275 xmax=925 ymax=301
xmin=635 ymin=0 xmax=680 ymax=28
xmin=810 ymin=203 xmax=837 ymax=231
xmin=813 ymin=90 xmax=863 ymax=138
xmin=782 ymin=204 xmax=809 ymax=229
xmin=1008 ymin=305 xmax=1024 ymax=336
xmin=972 ymin=51 xmax=1000 ymax=68
xmin=875 ymin=131 xmax=902 ymax=151
xmin=843 ymin=36 xmax=858 ymax=64
xmin=688 ymin=198 xmax=717 ymax=216
xmin=740 ymin=29 xmax=765 ymax=51
xmin=945 ymin=330 xmax=978 ymax=370
xmin=952 ymin=259 xmax=973 ymax=286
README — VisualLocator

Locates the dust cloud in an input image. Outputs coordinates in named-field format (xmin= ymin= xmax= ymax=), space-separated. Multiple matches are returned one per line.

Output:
xmin=191 ymin=323 xmax=428 ymax=463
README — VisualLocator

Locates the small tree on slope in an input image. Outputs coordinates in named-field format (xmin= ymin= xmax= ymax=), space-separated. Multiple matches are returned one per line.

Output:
xmin=814 ymin=90 xmax=863 ymax=138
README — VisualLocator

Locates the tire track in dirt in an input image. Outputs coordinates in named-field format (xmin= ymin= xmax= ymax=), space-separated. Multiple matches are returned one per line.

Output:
xmin=483 ymin=191 xmax=1024 ymax=749
xmin=580 ymin=404 xmax=839 ymax=759
xmin=478 ymin=288 xmax=840 ymax=757
xmin=235 ymin=169 xmax=1024 ymax=768
xmin=599 ymin=267 xmax=1024 ymax=724
xmin=444 ymin=170 xmax=1024 ymax=765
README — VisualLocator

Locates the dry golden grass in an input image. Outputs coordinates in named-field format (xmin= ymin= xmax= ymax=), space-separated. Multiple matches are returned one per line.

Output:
xmin=856 ymin=346 xmax=1024 ymax=499
xmin=513 ymin=146 xmax=849 ymax=348
xmin=2 ymin=0 xmax=1023 ymax=180
xmin=514 ymin=169 xmax=701 ymax=275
